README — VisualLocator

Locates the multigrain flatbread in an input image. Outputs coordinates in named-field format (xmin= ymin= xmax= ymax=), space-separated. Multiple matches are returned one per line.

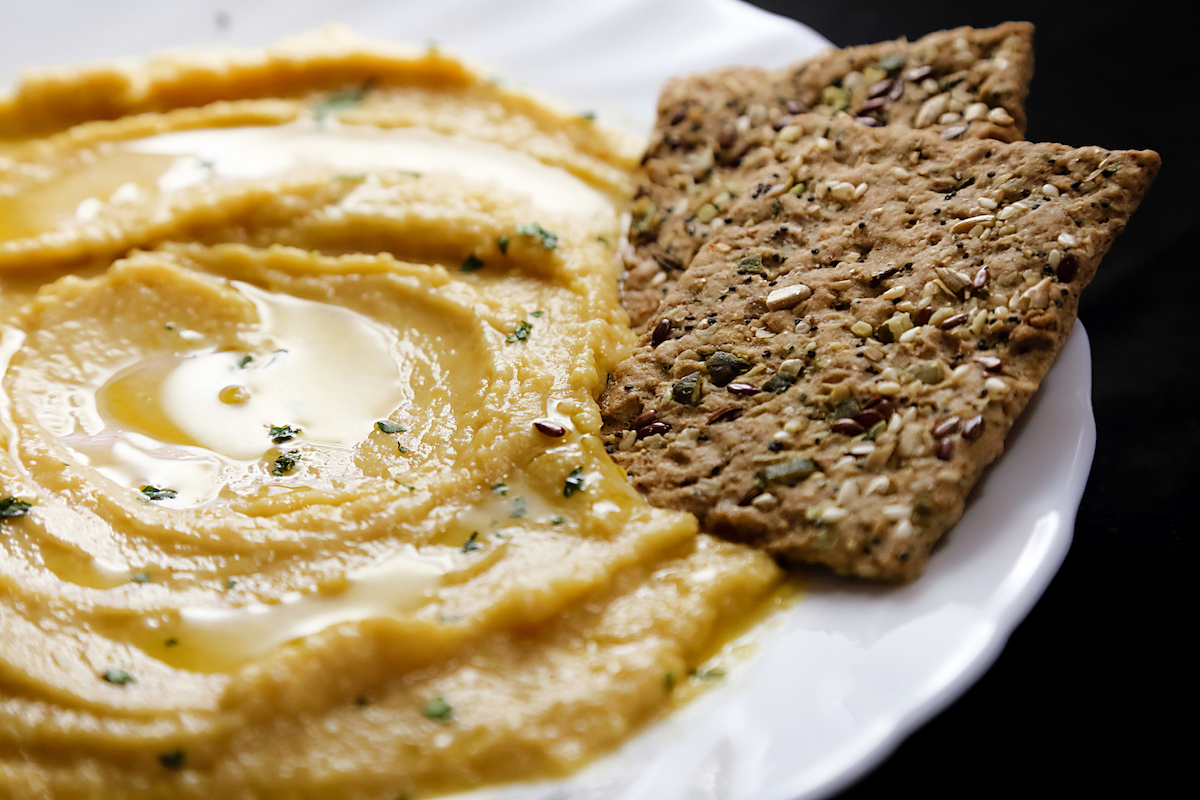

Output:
xmin=600 ymin=115 xmax=1158 ymax=581
xmin=622 ymin=23 xmax=1035 ymax=330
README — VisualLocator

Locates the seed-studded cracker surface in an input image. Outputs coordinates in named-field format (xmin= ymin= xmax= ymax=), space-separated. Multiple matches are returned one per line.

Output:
xmin=623 ymin=23 xmax=1035 ymax=331
xmin=601 ymin=115 xmax=1158 ymax=581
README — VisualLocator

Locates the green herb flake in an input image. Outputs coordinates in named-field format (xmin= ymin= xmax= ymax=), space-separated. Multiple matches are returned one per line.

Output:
xmin=0 ymin=497 xmax=32 ymax=519
xmin=271 ymin=450 xmax=301 ymax=476
xmin=460 ymin=254 xmax=485 ymax=273
xmin=514 ymin=221 xmax=559 ymax=250
xmin=663 ymin=671 xmax=676 ymax=691
xmin=158 ymin=749 xmax=186 ymax=770
xmin=551 ymin=515 xmax=564 ymax=525
xmin=130 ymin=572 xmax=152 ymax=584
xmin=164 ymin=637 xmax=179 ymax=647
xmin=375 ymin=420 xmax=406 ymax=434
xmin=530 ymin=310 xmax=545 ymax=318
xmin=563 ymin=466 xmax=585 ymax=498
xmin=506 ymin=320 xmax=534 ymax=344
xmin=398 ymin=444 xmax=411 ymax=455
xmin=422 ymin=696 xmax=453 ymax=723
xmin=313 ymin=77 xmax=376 ymax=120
xmin=510 ymin=497 xmax=527 ymax=519
xmin=692 ymin=666 xmax=726 ymax=681
xmin=101 ymin=668 xmax=134 ymax=686
xmin=238 ymin=354 xmax=253 ymax=368
xmin=225 ymin=578 xmax=237 ymax=590
xmin=496 ymin=234 xmax=510 ymax=254
xmin=462 ymin=531 xmax=482 ymax=553
xmin=139 ymin=485 xmax=177 ymax=502
xmin=580 ymin=110 xmax=596 ymax=121
xmin=491 ymin=483 xmax=508 ymax=496
xmin=268 ymin=424 xmax=301 ymax=444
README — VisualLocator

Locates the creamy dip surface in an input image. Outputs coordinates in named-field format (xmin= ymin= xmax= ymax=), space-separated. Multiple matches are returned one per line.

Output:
xmin=0 ymin=29 xmax=783 ymax=799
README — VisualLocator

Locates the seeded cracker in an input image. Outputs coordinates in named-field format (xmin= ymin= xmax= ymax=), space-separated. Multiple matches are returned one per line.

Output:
xmin=623 ymin=23 xmax=1035 ymax=330
xmin=601 ymin=115 xmax=1158 ymax=581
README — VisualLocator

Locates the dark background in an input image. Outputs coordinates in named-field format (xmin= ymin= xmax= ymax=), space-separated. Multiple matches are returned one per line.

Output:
xmin=741 ymin=2 xmax=1193 ymax=797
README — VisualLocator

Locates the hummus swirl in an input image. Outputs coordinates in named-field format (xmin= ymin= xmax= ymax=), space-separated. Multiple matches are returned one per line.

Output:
xmin=0 ymin=30 xmax=781 ymax=799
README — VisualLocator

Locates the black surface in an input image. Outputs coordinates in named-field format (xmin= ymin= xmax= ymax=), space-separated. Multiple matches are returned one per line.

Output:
xmin=736 ymin=3 xmax=1193 ymax=797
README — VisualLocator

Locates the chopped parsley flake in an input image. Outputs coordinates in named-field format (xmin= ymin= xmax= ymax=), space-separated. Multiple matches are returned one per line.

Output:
xmin=460 ymin=254 xmax=485 ymax=273
xmin=238 ymin=355 xmax=253 ymax=368
xmin=101 ymin=668 xmax=134 ymax=686
xmin=462 ymin=531 xmax=482 ymax=553
xmin=422 ymin=696 xmax=453 ymax=723
xmin=130 ymin=572 xmax=152 ymax=584
xmin=496 ymin=234 xmax=510 ymax=254
xmin=514 ymin=221 xmax=559 ymax=250
xmin=510 ymin=497 xmax=527 ymax=519
xmin=0 ymin=497 xmax=32 ymax=518
xmin=139 ymin=486 xmax=177 ymax=502
xmin=506 ymin=320 xmax=533 ymax=344
xmin=225 ymin=579 xmax=237 ymax=590
xmin=580 ymin=110 xmax=596 ymax=121
xmin=663 ymin=671 xmax=675 ymax=691
xmin=398 ymin=444 xmax=411 ymax=454
xmin=375 ymin=420 xmax=406 ymax=434
xmin=158 ymin=749 xmax=186 ymax=770
xmin=551 ymin=515 xmax=564 ymax=525
xmin=312 ymin=78 xmax=375 ymax=120
xmin=530 ymin=309 xmax=545 ymax=318
xmin=268 ymin=424 xmax=301 ymax=444
xmin=271 ymin=450 xmax=301 ymax=476
xmin=692 ymin=666 xmax=727 ymax=680
xmin=491 ymin=483 xmax=508 ymax=496
xmin=562 ymin=466 xmax=585 ymax=498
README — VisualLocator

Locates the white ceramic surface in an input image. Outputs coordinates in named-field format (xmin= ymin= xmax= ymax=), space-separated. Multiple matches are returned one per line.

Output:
xmin=0 ymin=2 xmax=1094 ymax=798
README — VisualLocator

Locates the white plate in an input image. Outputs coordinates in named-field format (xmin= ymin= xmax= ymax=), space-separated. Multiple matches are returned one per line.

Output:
xmin=0 ymin=2 xmax=1093 ymax=798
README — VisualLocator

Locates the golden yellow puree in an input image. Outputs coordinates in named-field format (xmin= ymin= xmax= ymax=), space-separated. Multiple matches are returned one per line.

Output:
xmin=0 ymin=29 xmax=783 ymax=800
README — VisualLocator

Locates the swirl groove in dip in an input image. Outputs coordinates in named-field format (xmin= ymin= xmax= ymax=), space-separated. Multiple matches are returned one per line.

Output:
xmin=0 ymin=29 xmax=783 ymax=799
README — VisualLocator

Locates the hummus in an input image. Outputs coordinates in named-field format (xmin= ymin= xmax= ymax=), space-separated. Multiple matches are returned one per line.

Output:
xmin=0 ymin=30 xmax=782 ymax=799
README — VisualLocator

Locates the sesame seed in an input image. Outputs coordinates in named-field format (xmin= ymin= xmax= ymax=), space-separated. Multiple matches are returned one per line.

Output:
xmin=984 ymin=377 xmax=1009 ymax=397
xmin=777 ymin=125 xmax=803 ymax=143
xmin=986 ymin=107 xmax=1014 ymax=125
xmin=766 ymin=283 xmax=812 ymax=311
xmin=751 ymin=492 xmax=780 ymax=511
